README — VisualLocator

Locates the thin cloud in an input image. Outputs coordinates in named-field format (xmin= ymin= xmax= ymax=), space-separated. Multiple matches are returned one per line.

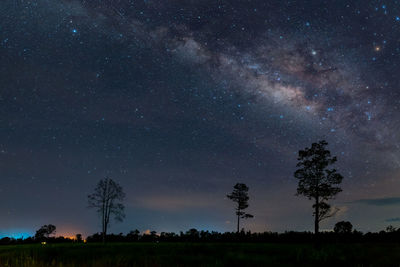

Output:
xmin=129 ymin=194 xmax=220 ymax=212
xmin=353 ymin=197 xmax=400 ymax=206
xmin=386 ymin=217 xmax=400 ymax=222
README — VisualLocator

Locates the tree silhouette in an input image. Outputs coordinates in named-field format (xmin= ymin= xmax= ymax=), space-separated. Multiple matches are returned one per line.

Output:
xmin=75 ymin=234 xmax=83 ymax=242
xmin=334 ymin=221 xmax=353 ymax=234
xmin=127 ymin=229 xmax=140 ymax=241
xmin=227 ymin=183 xmax=254 ymax=233
xmin=35 ymin=224 xmax=56 ymax=241
xmin=294 ymin=140 xmax=343 ymax=239
xmin=386 ymin=225 xmax=397 ymax=233
xmin=88 ymin=177 xmax=125 ymax=243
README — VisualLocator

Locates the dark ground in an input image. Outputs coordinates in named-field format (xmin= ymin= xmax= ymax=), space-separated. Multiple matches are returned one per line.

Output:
xmin=0 ymin=242 xmax=399 ymax=267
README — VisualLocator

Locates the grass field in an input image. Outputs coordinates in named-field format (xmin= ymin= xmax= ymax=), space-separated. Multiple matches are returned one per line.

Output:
xmin=0 ymin=242 xmax=399 ymax=267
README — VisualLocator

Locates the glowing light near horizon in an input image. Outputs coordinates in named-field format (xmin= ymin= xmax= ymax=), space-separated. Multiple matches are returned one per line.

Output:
xmin=0 ymin=231 xmax=32 ymax=239
xmin=63 ymin=236 xmax=77 ymax=240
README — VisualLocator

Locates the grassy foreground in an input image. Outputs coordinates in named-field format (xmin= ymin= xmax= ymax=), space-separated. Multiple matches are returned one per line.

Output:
xmin=0 ymin=242 xmax=399 ymax=267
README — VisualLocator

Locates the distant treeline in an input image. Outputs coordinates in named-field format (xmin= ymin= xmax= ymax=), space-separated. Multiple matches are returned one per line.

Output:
xmin=2 ymin=228 xmax=400 ymax=245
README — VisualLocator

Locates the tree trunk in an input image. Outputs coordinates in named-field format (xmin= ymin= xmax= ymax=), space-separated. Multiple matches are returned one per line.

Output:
xmin=102 ymin=185 xmax=106 ymax=244
xmin=236 ymin=205 xmax=241 ymax=233
xmin=102 ymin=205 xmax=107 ymax=244
xmin=102 ymin=215 xmax=106 ymax=244
xmin=314 ymin=200 xmax=319 ymax=235
xmin=237 ymin=214 xmax=240 ymax=233
xmin=103 ymin=224 xmax=107 ymax=244
xmin=314 ymin=197 xmax=320 ymax=247
xmin=314 ymin=218 xmax=319 ymax=235
xmin=103 ymin=210 xmax=109 ymax=244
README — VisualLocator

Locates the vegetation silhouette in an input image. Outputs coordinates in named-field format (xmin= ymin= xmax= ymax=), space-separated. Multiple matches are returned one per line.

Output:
xmin=34 ymin=224 xmax=56 ymax=241
xmin=294 ymin=140 xmax=344 ymax=243
xmin=334 ymin=221 xmax=353 ymax=234
xmin=3 ymin=225 xmax=400 ymax=246
xmin=386 ymin=225 xmax=397 ymax=233
xmin=88 ymin=177 xmax=125 ymax=243
xmin=75 ymin=234 xmax=83 ymax=243
xmin=126 ymin=229 xmax=140 ymax=242
xmin=227 ymin=183 xmax=254 ymax=233
xmin=82 ymin=226 xmax=400 ymax=244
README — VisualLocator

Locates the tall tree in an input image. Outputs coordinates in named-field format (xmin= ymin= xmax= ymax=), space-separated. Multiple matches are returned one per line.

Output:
xmin=294 ymin=140 xmax=343 ymax=239
xmin=227 ymin=183 xmax=254 ymax=233
xmin=88 ymin=177 xmax=125 ymax=243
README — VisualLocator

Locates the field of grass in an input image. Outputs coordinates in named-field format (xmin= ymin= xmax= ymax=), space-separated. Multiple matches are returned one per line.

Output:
xmin=0 ymin=242 xmax=399 ymax=267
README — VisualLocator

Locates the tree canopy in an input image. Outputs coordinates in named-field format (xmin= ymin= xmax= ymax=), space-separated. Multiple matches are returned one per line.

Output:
xmin=35 ymin=224 xmax=56 ymax=240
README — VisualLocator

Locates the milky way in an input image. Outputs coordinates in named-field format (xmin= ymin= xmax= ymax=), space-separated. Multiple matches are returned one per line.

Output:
xmin=1 ymin=0 xmax=400 ymax=236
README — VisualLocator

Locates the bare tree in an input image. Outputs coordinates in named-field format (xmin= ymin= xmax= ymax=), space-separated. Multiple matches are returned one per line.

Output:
xmin=294 ymin=140 xmax=343 ymax=240
xmin=227 ymin=183 xmax=254 ymax=233
xmin=88 ymin=177 xmax=125 ymax=243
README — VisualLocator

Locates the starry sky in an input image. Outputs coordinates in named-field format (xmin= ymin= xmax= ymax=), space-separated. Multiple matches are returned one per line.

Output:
xmin=1 ymin=0 xmax=400 ymax=238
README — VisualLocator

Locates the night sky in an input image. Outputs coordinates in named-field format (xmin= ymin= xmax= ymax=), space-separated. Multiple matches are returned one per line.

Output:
xmin=1 ymin=0 xmax=400 ymax=238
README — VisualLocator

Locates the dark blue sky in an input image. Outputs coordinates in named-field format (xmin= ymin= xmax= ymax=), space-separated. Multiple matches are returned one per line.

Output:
xmin=1 ymin=0 xmax=400 ymax=237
